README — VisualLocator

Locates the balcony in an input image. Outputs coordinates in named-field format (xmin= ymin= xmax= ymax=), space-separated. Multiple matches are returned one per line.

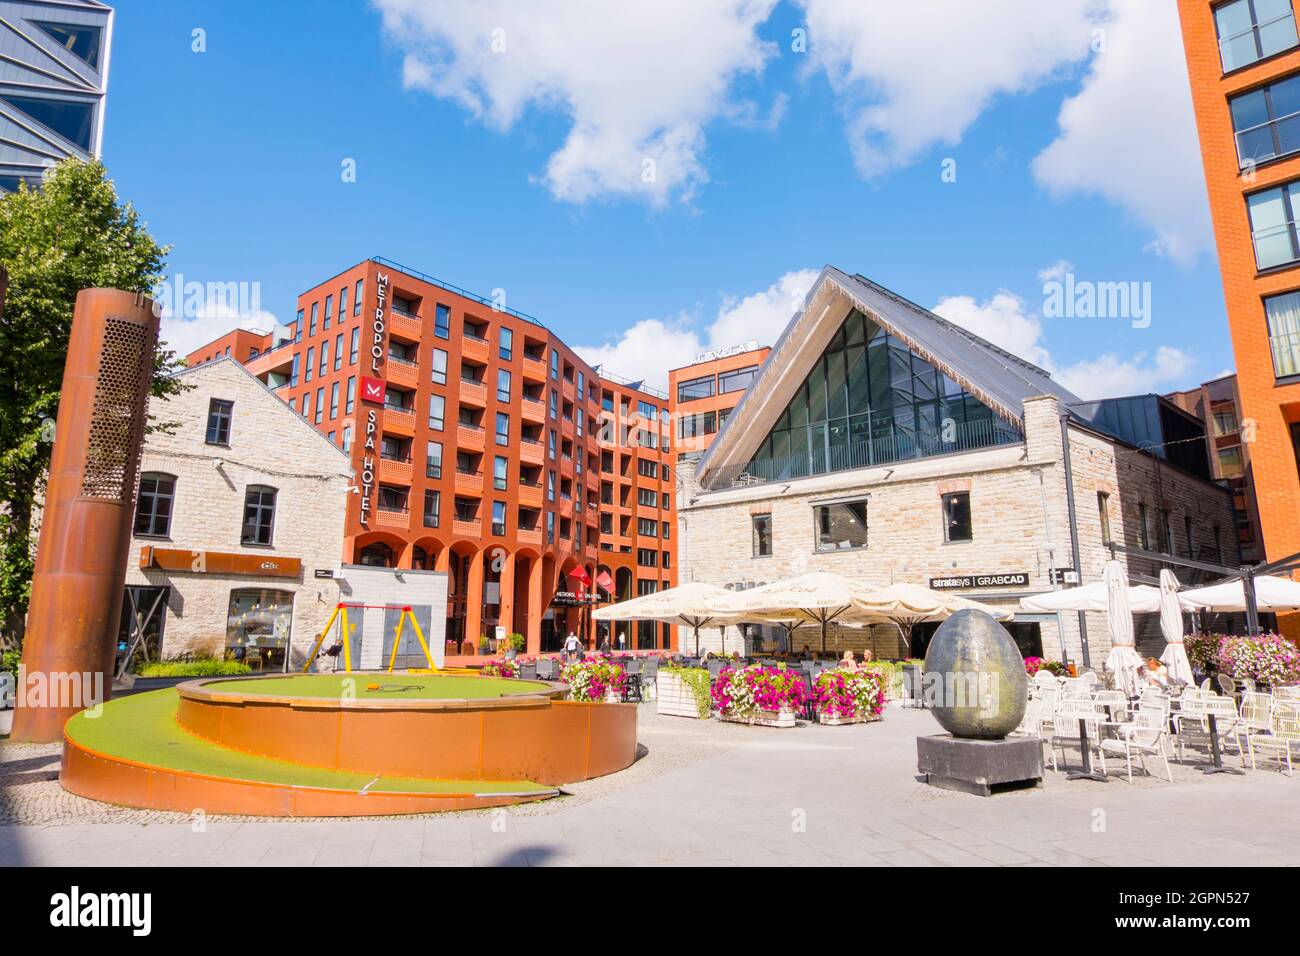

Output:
xmin=383 ymin=405 xmax=416 ymax=436
xmin=522 ymin=356 xmax=547 ymax=382
xmin=452 ymin=517 xmax=481 ymax=538
xmin=246 ymin=343 xmax=295 ymax=378
xmin=519 ymin=439 xmax=544 ymax=465
xmin=454 ymin=469 xmax=484 ymax=496
xmin=457 ymin=423 xmax=486 ymax=450
xmin=375 ymin=506 xmax=410 ymax=531
xmin=379 ymin=455 xmax=413 ymax=484
xmin=390 ymin=309 xmax=422 ymax=342
xmin=461 ymin=334 xmax=490 ymax=363
xmin=458 ymin=379 xmax=488 ymax=407
xmin=521 ymin=396 xmax=546 ymax=423
xmin=585 ymin=469 xmax=599 ymax=491
xmin=518 ymin=482 xmax=544 ymax=508
xmin=517 ymin=526 xmax=542 ymax=546
xmin=386 ymin=356 xmax=419 ymax=389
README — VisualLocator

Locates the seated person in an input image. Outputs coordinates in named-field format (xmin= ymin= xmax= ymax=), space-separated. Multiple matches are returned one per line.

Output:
xmin=839 ymin=649 xmax=857 ymax=670
xmin=1139 ymin=657 xmax=1169 ymax=688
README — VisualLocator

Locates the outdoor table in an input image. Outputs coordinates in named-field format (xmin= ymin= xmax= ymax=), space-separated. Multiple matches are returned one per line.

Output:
xmin=1202 ymin=713 xmax=1245 ymax=776
xmin=1066 ymin=718 xmax=1108 ymax=782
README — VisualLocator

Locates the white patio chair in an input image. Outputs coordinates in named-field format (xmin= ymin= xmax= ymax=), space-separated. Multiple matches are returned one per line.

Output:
xmin=1247 ymin=701 xmax=1300 ymax=775
xmin=1239 ymin=691 xmax=1274 ymax=735
xmin=1099 ymin=709 xmax=1173 ymax=783
xmin=1033 ymin=670 xmax=1061 ymax=691
xmin=1053 ymin=698 xmax=1106 ymax=772
xmin=1174 ymin=694 xmax=1247 ymax=767
xmin=1274 ymin=686 xmax=1300 ymax=702
xmin=1199 ymin=678 xmax=1212 ymax=691
xmin=1093 ymin=689 xmax=1130 ymax=722
xmin=1012 ymin=696 xmax=1058 ymax=772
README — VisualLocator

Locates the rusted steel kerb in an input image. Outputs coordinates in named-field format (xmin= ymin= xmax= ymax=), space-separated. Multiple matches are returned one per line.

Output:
xmin=12 ymin=289 xmax=160 ymax=742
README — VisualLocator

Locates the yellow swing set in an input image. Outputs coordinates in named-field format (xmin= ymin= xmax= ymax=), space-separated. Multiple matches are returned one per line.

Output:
xmin=302 ymin=603 xmax=436 ymax=673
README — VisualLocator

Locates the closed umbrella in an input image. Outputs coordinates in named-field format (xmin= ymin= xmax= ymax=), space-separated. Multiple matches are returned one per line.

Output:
xmin=592 ymin=581 xmax=741 ymax=656
xmin=1103 ymin=560 xmax=1145 ymax=697
xmin=1158 ymin=569 xmax=1194 ymax=685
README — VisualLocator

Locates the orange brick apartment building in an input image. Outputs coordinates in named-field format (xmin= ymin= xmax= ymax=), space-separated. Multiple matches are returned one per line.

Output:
xmin=187 ymin=258 xmax=677 ymax=657
xmin=1178 ymin=0 xmax=1300 ymax=633
xmin=668 ymin=343 xmax=770 ymax=458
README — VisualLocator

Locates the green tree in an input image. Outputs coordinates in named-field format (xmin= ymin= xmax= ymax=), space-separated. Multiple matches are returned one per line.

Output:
xmin=0 ymin=159 xmax=182 ymax=643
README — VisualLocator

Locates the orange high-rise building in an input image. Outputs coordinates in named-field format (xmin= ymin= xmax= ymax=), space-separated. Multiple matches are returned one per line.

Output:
xmin=1178 ymin=0 xmax=1300 ymax=633
xmin=187 ymin=258 xmax=676 ymax=658
xmin=668 ymin=344 xmax=770 ymax=458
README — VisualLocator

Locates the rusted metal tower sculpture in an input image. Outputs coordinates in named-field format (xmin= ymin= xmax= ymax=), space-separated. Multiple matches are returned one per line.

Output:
xmin=11 ymin=288 xmax=160 ymax=742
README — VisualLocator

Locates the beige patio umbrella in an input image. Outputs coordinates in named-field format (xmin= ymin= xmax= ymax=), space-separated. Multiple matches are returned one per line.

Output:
xmin=865 ymin=582 xmax=1015 ymax=624
xmin=592 ymin=581 xmax=742 ymax=656
xmin=1158 ymin=569 xmax=1195 ymax=685
xmin=714 ymin=571 xmax=897 ymax=654
xmin=1104 ymin=560 xmax=1145 ymax=697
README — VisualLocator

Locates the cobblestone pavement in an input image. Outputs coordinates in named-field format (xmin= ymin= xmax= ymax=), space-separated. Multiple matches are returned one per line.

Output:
xmin=2 ymin=704 xmax=1297 ymax=865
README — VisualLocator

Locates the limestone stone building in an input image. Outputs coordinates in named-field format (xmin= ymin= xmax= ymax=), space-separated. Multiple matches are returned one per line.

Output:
xmin=679 ymin=267 xmax=1239 ymax=666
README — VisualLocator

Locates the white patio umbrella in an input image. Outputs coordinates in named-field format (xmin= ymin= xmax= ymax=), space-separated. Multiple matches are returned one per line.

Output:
xmin=866 ymin=582 xmax=1015 ymax=624
xmin=1158 ymin=569 xmax=1195 ymax=685
xmin=1019 ymin=581 xmax=1167 ymax=614
xmin=1178 ymin=574 xmax=1300 ymax=612
xmin=714 ymin=571 xmax=897 ymax=654
xmin=593 ymin=581 xmax=741 ymax=656
xmin=1103 ymin=560 xmax=1145 ymax=697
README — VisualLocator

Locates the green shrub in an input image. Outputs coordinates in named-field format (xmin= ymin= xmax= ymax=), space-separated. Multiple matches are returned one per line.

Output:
xmin=1 ymin=647 xmax=20 ymax=679
xmin=138 ymin=658 xmax=252 ymax=678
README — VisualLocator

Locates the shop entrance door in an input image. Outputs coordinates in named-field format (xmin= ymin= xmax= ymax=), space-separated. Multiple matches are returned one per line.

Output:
xmin=116 ymin=586 xmax=168 ymax=678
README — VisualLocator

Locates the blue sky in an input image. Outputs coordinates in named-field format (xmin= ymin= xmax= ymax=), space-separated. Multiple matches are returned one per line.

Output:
xmin=109 ymin=0 xmax=1227 ymax=397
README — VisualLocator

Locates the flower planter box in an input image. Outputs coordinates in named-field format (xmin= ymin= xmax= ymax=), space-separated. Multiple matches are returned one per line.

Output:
xmin=817 ymin=711 xmax=882 ymax=726
xmin=657 ymin=669 xmax=708 ymax=719
xmin=721 ymin=708 xmax=796 ymax=728
xmin=603 ymin=691 xmax=623 ymax=705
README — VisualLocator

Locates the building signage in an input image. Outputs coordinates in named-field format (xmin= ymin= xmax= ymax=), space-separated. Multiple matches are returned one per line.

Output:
xmin=360 ymin=375 xmax=386 ymax=405
xmin=314 ymin=568 xmax=335 ymax=579
xmin=358 ymin=408 xmax=378 ymax=527
xmin=1052 ymin=568 xmax=1079 ymax=585
xmin=138 ymin=546 xmax=303 ymax=578
xmin=370 ymin=272 xmax=389 ymax=375
xmin=930 ymin=572 xmax=1030 ymax=591
xmin=551 ymin=590 xmax=591 ymax=607
xmin=688 ymin=339 xmax=760 ymax=366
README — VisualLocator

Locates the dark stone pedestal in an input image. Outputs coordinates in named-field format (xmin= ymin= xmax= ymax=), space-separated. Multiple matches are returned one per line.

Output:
xmin=916 ymin=734 xmax=1043 ymax=797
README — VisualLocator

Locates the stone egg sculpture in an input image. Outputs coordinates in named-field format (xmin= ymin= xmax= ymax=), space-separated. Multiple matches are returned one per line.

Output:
xmin=922 ymin=608 xmax=1027 ymax=739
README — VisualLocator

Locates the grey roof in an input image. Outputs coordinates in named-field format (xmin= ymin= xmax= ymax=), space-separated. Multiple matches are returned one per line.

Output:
xmin=698 ymin=265 xmax=1082 ymax=481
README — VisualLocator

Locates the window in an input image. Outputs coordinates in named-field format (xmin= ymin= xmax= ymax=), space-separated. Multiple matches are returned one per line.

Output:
xmin=493 ymin=455 xmax=508 ymax=491
xmin=241 ymin=486 xmax=277 ymax=546
xmin=677 ymin=375 xmax=715 ymax=403
xmin=431 ymin=348 xmax=448 ymax=385
xmin=499 ymin=326 xmax=513 ymax=361
xmin=329 ymin=382 xmax=340 ymax=419
xmin=319 ymin=340 xmax=329 ymax=376
xmin=752 ymin=513 xmax=772 ymax=557
xmin=334 ymin=333 xmax=343 ymax=371
xmin=662 ymin=491 xmax=670 ymax=509
xmin=314 ymin=387 xmax=324 ymax=425
xmin=497 ymin=369 xmax=511 ymax=403
xmin=32 ymin=20 xmax=103 ymax=68
xmin=637 ymin=517 xmax=658 ymax=536
xmin=346 ymin=376 xmax=356 ymax=414
xmin=426 ymin=441 xmax=443 ymax=479
xmin=304 ymin=346 xmax=314 ymax=382
xmin=338 ymin=285 xmax=348 ymax=320
xmin=309 ymin=303 xmax=318 ymax=337
xmin=549 ymin=390 xmax=557 ymax=419
xmin=1265 ymin=290 xmax=1300 ymax=377
xmin=301 ymin=390 xmax=312 ymax=421
xmin=1212 ymin=408 xmax=1240 ymax=434
xmin=0 ymin=94 xmax=94 ymax=150
xmin=546 ymin=511 xmax=555 ymax=544
xmin=547 ymin=471 xmax=556 ymax=502
xmin=815 ymin=498 xmax=868 ymax=551
xmin=349 ymin=327 xmax=360 ymax=365
xmin=419 ymin=490 xmax=439 ymax=528
xmin=342 ymin=425 xmax=353 ymax=452
xmin=551 ymin=349 xmax=559 ymax=380
xmin=638 ymin=487 xmax=658 ymax=507
xmin=133 ymin=473 xmax=176 ymax=537
xmin=637 ymin=548 xmax=658 ymax=568
xmin=678 ymin=411 xmax=717 ymax=439
xmin=1215 ymin=0 xmax=1298 ymax=72
xmin=1184 ymin=514 xmax=1196 ymax=559
xmin=496 ymin=412 xmax=510 ymax=446
xmin=576 ymin=407 xmax=584 ymax=437
xmin=1218 ymin=445 xmax=1246 ymax=476
xmin=1138 ymin=503 xmax=1151 ymax=550
xmin=491 ymin=501 xmax=507 ymax=536
xmin=942 ymin=492 xmax=972 ymax=542
xmin=206 ymin=398 xmax=233 ymax=445
xmin=354 ymin=279 xmax=364 ymax=315
xmin=429 ymin=395 xmax=445 ymax=430
xmin=323 ymin=294 xmax=333 ymax=330
xmin=719 ymin=364 xmax=759 ymax=394
xmin=662 ymin=521 xmax=671 ymax=539
xmin=434 ymin=304 xmax=451 ymax=339
xmin=1230 ymin=73 xmax=1300 ymax=168
xmin=1248 ymin=181 xmax=1300 ymax=269
xmin=226 ymin=588 xmax=293 ymax=670
xmin=1098 ymin=491 xmax=1112 ymax=544
xmin=548 ymin=429 xmax=556 ymax=459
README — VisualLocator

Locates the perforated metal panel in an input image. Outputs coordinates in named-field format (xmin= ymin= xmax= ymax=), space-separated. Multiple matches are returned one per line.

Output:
xmin=81 ymin=317 xmax=151 ymax=499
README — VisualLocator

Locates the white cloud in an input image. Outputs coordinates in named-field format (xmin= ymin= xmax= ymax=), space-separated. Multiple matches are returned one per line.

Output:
xmin=933 ymin=290 xmax=1196 ymax=400
xmin=1032 ymin=0 xmax=1213 ymax=265
xmin=157 ymin=295 xmax=278 ymax=357
xmin=373 ymin=0 xmax=779 ymax=205
xmin=574 ymin=268 xmax=816 ymax=389
xmin=1037 ymin=259 xmax=1075 ymax=283
xmin=795 ymin=0 xmax=1101 ymax=176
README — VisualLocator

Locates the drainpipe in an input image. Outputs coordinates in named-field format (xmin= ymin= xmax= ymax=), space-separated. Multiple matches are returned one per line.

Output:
xmin=1060 ymin=413 xmax=1091 ymax=668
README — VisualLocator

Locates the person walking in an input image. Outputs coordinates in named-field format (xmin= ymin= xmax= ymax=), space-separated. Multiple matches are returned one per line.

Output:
xmin=563 ymin=631 xmax=583 ymax=664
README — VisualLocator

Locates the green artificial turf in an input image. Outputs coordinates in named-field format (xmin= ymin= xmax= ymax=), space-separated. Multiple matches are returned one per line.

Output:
xmin=202 ymin=673 xmax=552 ymax=700
xmin=64 ymin=689 xmax=553 ymax=795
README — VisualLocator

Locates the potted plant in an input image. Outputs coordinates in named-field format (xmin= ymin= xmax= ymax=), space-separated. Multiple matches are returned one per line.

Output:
xmin=560 ymin=656 xmax=627 ymax=703
xmin=480 ymin=658 xmax=521 ymax=678
xmin=1215 ymin=633 xmax=1300 ymax=690
xmin=814 ymin=667 xmax=887 ymax=725
xmin=658 ymin=662 xmax=712 ymax=719
xmin=502 ymin=632 xmax=525 ymax=660
xmin=712 ymin=664 xmax=806 ymax=727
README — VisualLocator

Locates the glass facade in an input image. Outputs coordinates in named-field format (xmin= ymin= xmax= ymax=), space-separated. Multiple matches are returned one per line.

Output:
xmin=744 ymin=310 xmax=1021 ymax=483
